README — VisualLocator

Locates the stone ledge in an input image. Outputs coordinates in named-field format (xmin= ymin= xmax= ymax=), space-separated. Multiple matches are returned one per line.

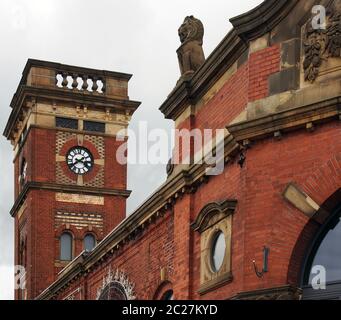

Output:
xmin=231 ymin=285 xmax=302 ymax=300
xmin=198 ymin=272 xmax=233 ymax=296
xmin=228 ymin=96 xmax=341 ymax=143
xmin=10 ymin=182 xmax=131 ymax=217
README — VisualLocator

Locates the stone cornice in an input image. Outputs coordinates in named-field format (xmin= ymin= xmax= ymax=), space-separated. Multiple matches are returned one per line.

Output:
xmin=229 ymin=0 xmax=299 ymax=42
xmin=227 ymin=97 xmax=341 ymax=143
xmin=3 ymin=85 xmax=141 ymax=140
xmin=191 ymin=200 xmax=237 ymax=233
xmin=159 ymin=0 xmax=299 ymax=120
xmin=10 ymin=182 xmax=131 ymax=217
xmin=231 ymin=285 xmax=302 ymax=300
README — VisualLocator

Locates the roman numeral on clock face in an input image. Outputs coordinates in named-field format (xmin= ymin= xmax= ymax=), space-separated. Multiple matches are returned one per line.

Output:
xmin=66 ymin=146 xmax=94 ymax=175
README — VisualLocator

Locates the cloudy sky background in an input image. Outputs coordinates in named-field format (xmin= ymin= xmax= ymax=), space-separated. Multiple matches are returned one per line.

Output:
xmin=0 ymin=0 xmax=262 ymax=300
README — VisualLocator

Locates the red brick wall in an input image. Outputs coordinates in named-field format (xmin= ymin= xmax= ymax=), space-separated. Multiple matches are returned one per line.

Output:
xmin=49 ymin=44 xmax=341 ymax=300
xmin=86 ymin=212 xmax=174 ymax=300
xmin=13 ymin=127 xmax=129 ymax=299
xmin=173 ymin=45 xmax=280 ymax=165
xmin=248 ymin=45 xmax=280 ymax=102
xmin=104 ymin=137 xmax=127 ymax=190
xmin=177 ymin=45 xmax=280 ymax=134
xmin=54 ymin=121 xmax=341 ymax=299
xmin=194 ymin=63 xmax=249 ymax=132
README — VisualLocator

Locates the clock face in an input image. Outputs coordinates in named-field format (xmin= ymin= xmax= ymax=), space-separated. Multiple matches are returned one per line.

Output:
xmin=66 ymin=147 xmax=94 ymax=175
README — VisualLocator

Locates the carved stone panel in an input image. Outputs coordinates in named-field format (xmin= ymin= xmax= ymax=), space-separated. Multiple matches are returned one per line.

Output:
xmin=302 ymin=1 xmax=341 ymax=84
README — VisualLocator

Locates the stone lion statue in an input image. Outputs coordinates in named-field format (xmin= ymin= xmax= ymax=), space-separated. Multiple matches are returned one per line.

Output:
xmin=177 ymin=16 xmax=205 ymax=77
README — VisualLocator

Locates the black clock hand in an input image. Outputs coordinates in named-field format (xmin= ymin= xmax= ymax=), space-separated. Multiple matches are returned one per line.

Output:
xmin=73 ymin=157 xmax=85 ymax=164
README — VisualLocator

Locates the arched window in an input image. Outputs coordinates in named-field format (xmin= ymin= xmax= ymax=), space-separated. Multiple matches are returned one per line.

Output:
xmin=153 ymin=281 xmax=174 ymax=300
xmin=60 ymin=232 xmax=73 ymax=261
xmin=161 ymin=290 xmax=174 ymax=300
xmin=302 ymin=204 xmax=341 ymax=299
xmin=98 ymin=282 xmax=127 ymax=300
xmin=84 ymin=234 xmax=96 ymax=252
xmin=19 ymin=158 xmax=27 ymax=186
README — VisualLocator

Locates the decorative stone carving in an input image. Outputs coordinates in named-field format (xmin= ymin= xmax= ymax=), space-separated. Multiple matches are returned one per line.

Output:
xmin=96 ymin=268 xmax=135 ymax=300
xmin=303 ymin=1 xmax=341 ymax=82
xmin=192 ymin=200 xmax=237 ymax=294
xmin=177 ymin=16 xmax=205 ymax=77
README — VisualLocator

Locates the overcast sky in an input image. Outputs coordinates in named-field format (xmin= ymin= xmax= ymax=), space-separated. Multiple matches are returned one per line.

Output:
xmin=0 ymin=0 xmax=263 ymax=300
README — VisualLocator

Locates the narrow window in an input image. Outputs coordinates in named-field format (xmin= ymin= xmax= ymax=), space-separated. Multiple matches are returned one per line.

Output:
xmin=56 ymin=117 xmax=78 ymax=130
xmin=60 ymin=232 xmax=73 ymax=261
xmin=84 ymin=234 xmax=96 ymax=252
xmin=83 ymin=120 xmax=105 ymax=133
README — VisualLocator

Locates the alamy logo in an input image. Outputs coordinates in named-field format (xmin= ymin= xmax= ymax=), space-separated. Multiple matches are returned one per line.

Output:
xmin=311 ymin=265 xmax=326 ymax=290
xmin=115 ymin=122 xmax=226 ymax=176
xmin=312 ymin=5 xmax=327 ymax=30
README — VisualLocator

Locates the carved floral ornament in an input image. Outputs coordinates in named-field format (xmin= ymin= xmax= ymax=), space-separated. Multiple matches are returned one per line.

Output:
xmin=303 ymin=1 xmax=341 ymax=82
xmin=96 ymin=268 xmax=136 ymax=300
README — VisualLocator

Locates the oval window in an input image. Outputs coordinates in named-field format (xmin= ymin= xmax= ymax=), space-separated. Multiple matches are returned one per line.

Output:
xmin=211 ymin=231 xmax=226 ymax=272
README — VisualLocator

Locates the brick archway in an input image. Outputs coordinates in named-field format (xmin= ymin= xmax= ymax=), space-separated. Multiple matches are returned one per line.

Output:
xmin=152 ymin=281 xmax=173 ymax=300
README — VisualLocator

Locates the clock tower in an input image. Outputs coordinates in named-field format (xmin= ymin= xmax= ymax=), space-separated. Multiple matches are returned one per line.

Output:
xmin=3 ymin=59 xmax=140 ymax=299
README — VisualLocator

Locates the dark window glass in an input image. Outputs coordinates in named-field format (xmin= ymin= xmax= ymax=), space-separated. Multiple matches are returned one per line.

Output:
xmin=56 ymin=117 xmax=78 ymax=130
xmin=308 ymin=213 xmax=341 ymax=284
xmin=161 ymin=290 xmax=174 ymax=300
xmin=84 ymin=121 xmax=105 ymax=133
xmin=84 ymin=234 xmax=96 ymax=252
xmin=211 ymin=231 xmax=226 ymax=272
xmin=98 ymin=282 xmax=127 ymax=300
xmin=60 ymin=232 xmax=73 ymax=261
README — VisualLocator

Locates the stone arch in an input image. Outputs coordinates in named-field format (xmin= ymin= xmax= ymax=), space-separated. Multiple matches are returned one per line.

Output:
xmin=286 ymin=151 xmax=341 ymax=286
xmin=287 ymin=188 xmax=341 ymax=287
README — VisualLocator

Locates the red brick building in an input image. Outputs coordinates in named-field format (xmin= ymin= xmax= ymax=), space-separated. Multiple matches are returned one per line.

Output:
xmin=4 ymin=0 xmax=341 ymax=300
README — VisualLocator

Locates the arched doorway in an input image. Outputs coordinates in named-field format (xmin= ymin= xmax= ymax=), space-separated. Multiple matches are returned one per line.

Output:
xmin=302 ymin=203 xmax=341 ymax=300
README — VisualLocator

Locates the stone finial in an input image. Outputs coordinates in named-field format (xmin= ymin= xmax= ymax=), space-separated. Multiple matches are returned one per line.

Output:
xmin=177 ymin=16 xmax=205 ymax=78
